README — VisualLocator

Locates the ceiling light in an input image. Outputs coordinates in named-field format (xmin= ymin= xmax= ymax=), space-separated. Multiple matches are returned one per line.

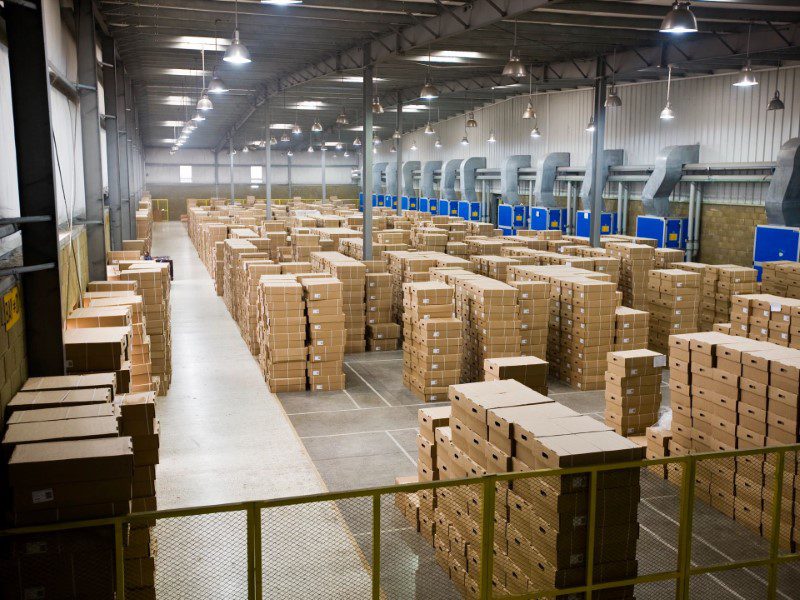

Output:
xmin=373 ymin=147 xmax=377 ymax=155
xmin=373 ymin=137 xmax=381 ymax=146
xmin=420 ymin=78 xmax=439 ymax=100
xmin=250 ymin=184 xmax=258 ymax=189
xmin=661 ymin=65 xmax=675 ymax=120
xmin=270 ymin=136 xmax=278 ymax=145
xmin=461 ymin=134 xmax=469 ymax=146
xmin=262 ymin=0 xmax=303 ymax=4
xmin=197 ymin=92 xmax=213 ymax=111
xmin=312 ymin=119 xmax=323 ymax=132
xmin=487 ymin=130 xmax=497 ymax=143
xmin=660 ymin=2 xmax=698 ymax=34
xmin=280 ymin=132 xmax=291 ymax=142
xmin=733 ymin=61 xmax=758 ymax=87
xmin=424 ymin=122 xmax=435 ymax=135
xmin=335 ymin=141 xmax=343 ymax=150
xmin=768 ymin=90 xmax=785 ymax=111
xmin=390 ymin=144 xmax=397 ymax=153
xmin=344 ymin=151 xmax=350 ymax=157
xmin=372 ymin=96 xmax=384 ymax=114
xmin=530 ymin=126 xmax=541 ymax=139
xmin=393 ymin=129 xmax=402 ymax=139
xmin=191 ymin=113 xmax=205 ymax=122
xmin=502 ymin=21 xmax=527 ymax=78
xmin=336 ymin=111 xmax=349 ymax=126
xmin=242 ymin=145 xmax=249 ymax=153
xmin=466 ymin=112 xmax=478 ymax=128
xmin=307 ymin=145 xmax=314 ymax=153
xmin=292 ymin=123 xmax=302 ymax=135
xmin=185 ymin=120 xmax=197 ymax=131
xmin=208 ymin=74 xmax=228 ymax=94
xmin=585 ymin=117 xmax=596 ymax=132
xmin=522 ymin=100 xmax=536 ymax=120
xmin=605 ymin=85 xmax=622 ymax=108
xmin=224 ymin=29 xmax=251 ymax=64
xmin=287 ymin=150 xmax=294 ymax=156
xmin=353 ymin=137 xmax=362 ymax=147
xmin=410 ymin=140 xmax=418 ymax=151
xmin=434 ymin=139 xmax=442 ymax=149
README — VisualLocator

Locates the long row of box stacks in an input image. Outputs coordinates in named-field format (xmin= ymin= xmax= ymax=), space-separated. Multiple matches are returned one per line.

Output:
xmin=397 ymin=380 xmax=643 ymax=598
xmin=658 ymin=331 xmax=799 ymax=549
xmin=1 ymin=375 xmax=160 ymax=599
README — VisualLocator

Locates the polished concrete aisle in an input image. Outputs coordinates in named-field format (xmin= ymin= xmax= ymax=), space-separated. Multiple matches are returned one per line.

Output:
xmin=152 ymin=222 xmax=325 ymax=508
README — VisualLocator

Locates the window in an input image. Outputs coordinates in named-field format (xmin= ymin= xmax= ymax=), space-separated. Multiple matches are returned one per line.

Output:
xmin=179 ymin=165 xmax=192 ymax=183
xmin=250 ymin=165 xmax=263 ymax=184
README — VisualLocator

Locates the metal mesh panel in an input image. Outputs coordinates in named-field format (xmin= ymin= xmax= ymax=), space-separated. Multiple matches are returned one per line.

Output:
xmin=0 ymin=526 xmax=117 ymax=599
xmin=634 ymin=579 xmax=677 ymax=599
xmin=689 ymin=565 xmax=770 ymax=599
xmin=151 ymin=510 xmax=248 ymax=599
xmin=261 ymin=497 xmax=372 ymax=599
xmin=637 ymin=462 xmax=682 ymax=576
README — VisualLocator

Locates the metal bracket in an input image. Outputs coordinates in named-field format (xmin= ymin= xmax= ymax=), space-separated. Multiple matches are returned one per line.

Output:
xmin=0 ymin=263 xmax=56 ymax=277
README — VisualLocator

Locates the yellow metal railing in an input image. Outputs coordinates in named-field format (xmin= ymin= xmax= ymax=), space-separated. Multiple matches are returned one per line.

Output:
xmin=2 ymin=444 xmax=799 ymax=599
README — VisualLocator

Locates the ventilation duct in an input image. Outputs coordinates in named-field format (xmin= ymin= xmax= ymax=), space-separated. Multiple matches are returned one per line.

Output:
xmin=501 ymin=155 xmax=531 ymax=205
xmin=442 ymin=159 xmax=462 ymax=201
xmin=372 ymin=162 xmax=388 ymax=195
xmin=533 ymin=153 xmax=570 ymax=207
xmin=385 ymin=162 xmax=398 ymax=197
xmin=460 ymin=157 xmax=486 ymax=203
xmin=765 ymin=138 xmax=800 ymax=226
xmin=580 ymin=149 xmax=624 ymax=210
xmin=641 ymin=144 xmax=700 ymax=216
xmin=402 ymin=161 xmax=421 ymax=198
xmin=421 ymin=161 xmax=442 ymax=199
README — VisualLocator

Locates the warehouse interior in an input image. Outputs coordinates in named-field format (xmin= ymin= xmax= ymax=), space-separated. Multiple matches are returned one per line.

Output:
xmin=3 ymin=0 xmax=800 ymax=598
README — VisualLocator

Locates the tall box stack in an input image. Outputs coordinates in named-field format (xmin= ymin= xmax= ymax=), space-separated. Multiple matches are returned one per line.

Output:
xmin=117 ymin=392 xmax=159 ymax=599
xmin=223 ymin=239 xmax=257 ymax=315
xmin=365 ymin=272 xmax=393 ymax=329
xmin=258 ymin=278 xmax=307 ymax=392
xmin=303 ymin=278 xmax=346 ymax=391
xmin=614 ymin=307 xmax=650 ymax=351
xmin=136 ymin=201 xmax=153 ymax=255
xmin=610 ymin=242 xmax=655 ymax=310
xmin=292 ymin=233 xmax=321 ymax=262
xmin=508 ymin=280 xmax=549 ymax=360
xmin=605 ymin=349 xmax=665 ymax=436
xmin=699 ymin=265 xmax=759 ymax=331
xmin=310 ymin=252 xmax=367 ymax=354
xmin=402 ymin=282 xmax=461 ymax=403
xmin=243 ymin=263 xmax=282 ymax=355
xmin=560 ymin=277 xmax=617 ymax=390
xmin=64 ymin=326 xmax=132 ymax=394
xmin=647 ymin=269 xmax=701 ymax=354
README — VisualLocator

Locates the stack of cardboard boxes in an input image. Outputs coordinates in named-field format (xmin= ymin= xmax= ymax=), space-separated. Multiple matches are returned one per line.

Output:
xmin=406 ymin=380 xmax=643 ymax=598
xmin=508 ymin=280 xmax=549 ymax=360
xmin=605 ymin=349 xmax=665 ymax=437
xmin=242 ymin=262 xmax=281 ymax=355
xmin=402 ymin=282 xmax=461 ymax=403
xmin=609 ymin=242 xmax=655 ymax=310
xmin=699 ymin=265 xmax=759 ymax=331
xmin=63 ymin=326 xmax=132 ymax=394
xmin=302 ymin=277 xmax=346 ymax=391
xmin=613 ymin=306 xmax=650 ymax=351
xmin=257 ymin=278 xmax=307 ymax=392
xmin=728 ymin=293 xmax=800 ymax=345
xmin=761 ymin=260 xmax=800 ymax=297
xmin=310 ymin=252 xmax=367 ymax=353
xmin=647 ymin=269 xmax=701 ymax=354
xmin=667 ymin=332 xmax=798 ymax=548
xmin=483 ymin=356 xmax=548 ymax=395
xmin=654 ymin=248 xmax=685 ymax=268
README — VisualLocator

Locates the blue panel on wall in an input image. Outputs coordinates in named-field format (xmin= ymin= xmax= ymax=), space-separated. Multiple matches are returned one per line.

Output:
xmin=753 ymin=225 xmax=800 ymax=279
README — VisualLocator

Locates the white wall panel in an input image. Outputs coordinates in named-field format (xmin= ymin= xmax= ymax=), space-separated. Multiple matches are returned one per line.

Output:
xmin=0 ymin=44 xmax=21 ymax=255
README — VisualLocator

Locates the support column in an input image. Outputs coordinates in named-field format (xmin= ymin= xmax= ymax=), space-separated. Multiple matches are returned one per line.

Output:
xmin=265 ymin=101 xmax=272 ymax=219
xmin=6 ymin=0 xmax=66 ymax=375
xmin=214 ymin=150 xmax=219 ymax=199
xmin=229 ymin=138 xmax=235 ymax=204
xmin=101 ymin=34 xmax=122 ymax=250
xmin=77 ymin=0 xmax=107 ymax=279
xmin=116 ymin=63 xmax=131 ymax=240
xmin=362 ymin=48 xmax=374 ymax=261
xmin=288 ymin=153 xmax=293 ymax=198
xmin=124 ymin=77 xmax=137 ymax=237
xmin=395 ymin=91 xmax=403 ymax=215
xmin=589 ymin=59 xmax=607 ymax=248
xmin=321 ymin=146 xmax=327 ymax=202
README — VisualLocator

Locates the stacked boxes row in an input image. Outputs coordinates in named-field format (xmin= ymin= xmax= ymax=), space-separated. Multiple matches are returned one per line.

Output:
xmin=408 ymin=380 xmax=643 ymax=598
xmin=302 ymin=278 xmax=346 ymax=391
xmin=402 ymin=282 xmax=461 ymax=403
xmin=614 ymin=307 xmax=650 ymax=351
xmin=667 ymin=331 xmax=799 ymax=548
xmin=729 ymin=293 xmax=800 ymax=348
xmin=699 ymin=265 xmax=759 ymax=331
xmin=483 ymin=356 xmax=548 ymax=396
xmin=508 ymin=280 xmax=548 ymax=360
xmin=364 ymin=260 xmax=401 ymax=351
xmin=762 ymin=261 xmax=800 ymax=298
xmin=647 ymin=269 xmax=701 ymax=354
xmin=310 ymin=252 xmax=367 ymax=354
xmin=608 ymin=242 xmax=655 ymax=311
xmin=242 ymin=261 xmax=281 ymax=355
xmin=605 ymin=349 xmax=666 ymax=437
xmin=258 ymin=278 xmax=307 ymax=392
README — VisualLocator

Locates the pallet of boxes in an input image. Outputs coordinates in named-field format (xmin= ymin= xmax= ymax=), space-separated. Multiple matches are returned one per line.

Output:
xmin=400 ymin=380 xmax=644 ymax=597
xmin=363 ymin=261 xmax=400 ymax=351
xmin=258 ymin=277 xmax=307 ymax=392
xmin=605 ymin=349 xmax=666 ymax=437
xmin=302 ymin=277 xmax=346 ymax=391
xmin=0 ymin=374 xmax=160 ymax=599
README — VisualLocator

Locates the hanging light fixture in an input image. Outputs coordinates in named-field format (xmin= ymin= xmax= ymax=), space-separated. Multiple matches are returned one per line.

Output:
xmin=280 ymin=131 xmax=291 ymax=142
xmin=393 ymin=129 xmax=402 ymax=140
xmin=420 ymin=45 xmax=440 ymax=100
xmin=768 ymin=65 xmax=785 ymax=110
xmin=585 ymin=116 xmax=596 ymax=133
xmin=197 ymin=50 xmax=214 ymax=111
xmin=410 ymin=140 xmax=418 ymax=151
xmin=353 ymin=137 xmax=362 ymax=147
xmin=461 ymin=133 xmax=469 ymax=146
xmin=372 ymin=96 xmax=384 ymax=114
xmin=242 ymin=145 xmax=249 ymax=153
xmin=466 ymin=112 xmax=478 ymax=128
xmin=292 ymin=110 xmax=302 ymax=135
xmin=605 ymin=48 xmax=622 ymax=108
xmin=522 ymin=71 xmax=536 ymax=119
xmin=487 ymin=130 xmax=497 ymax=143
xmin=424 ymin=122 xmax=436 ymax=135
xmin=208 ymin=20 xmax=228 ymax=93
xmin=336 ymin=110 xmax=349 ymax=126
xmin=224 ymin=0 xmax=251 ymax=64
xmin=435 ymin=138 xmax=442 ymax=149
xmin=660 ymin=2 xmax=698 ymax=34
xmin=192 ymin=113 xmax=205 ymax=122
xmin=270 ymin=136 xmax=278 ymax=145
xmin=660 ymin=65 xmax=675 ymax=120
xmin=287 ymin=149 xmax=294 ymax=156
xmin=390 ymin=144 xmax=397 ymax=153
xmin=502 ymin=20 xmax=528 ymax=78
xmin=373 ymin=137 xmax=381 ymax=146
xmin=734 ymin=25 xmax=758 ymax=88
xmin=530 ymin=126 xmax=541 ymax=139
xmin=312 ymin=118 xmax=323 ymax=132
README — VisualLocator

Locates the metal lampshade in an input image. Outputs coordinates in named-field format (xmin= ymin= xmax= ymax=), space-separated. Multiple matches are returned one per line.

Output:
xmin=208 ymin=74 xmax=228 ymax=94
xmin=660 ymin=102 xmax=675 ymax=120
xmin=336 ymin=111 xmax=349 ymax=126
xmin=502 ymin=52 xmax=527 ymax=78
xmin=530 ymin=126 xmax=541 ymax=139
xmin=420 ymin=78 xmax=439 ymax=100
xmin=466 ymin=112 xmax=478 ymax=128
xmin=224 ymin=30 xmax=251 ymax=64
xmin=424 ymin=123 xmax=435 ymax=135
xmin=605 ymin=86 xmax=622 ymax=108
xmin=660 ymin=2 xmax=698 ymax=34
xmin=197 ymin=92 xmax=213 ymax=111
xmin=353 ymin=137 xmax=362 ymax=147
xmin=372 ymin=97 xmax=384 ymax=114
xmin=768 ymin=91 xmax=785 ymax=111
xmin=733 ymin=62 xmax=758 ymax=87
xmin=312 ymin=119 xmax=323 ymax=132
xmin=522 ymin=100 xmax=536 ymax=120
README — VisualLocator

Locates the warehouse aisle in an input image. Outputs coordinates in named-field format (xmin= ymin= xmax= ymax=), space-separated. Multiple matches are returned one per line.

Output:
xmin=152 ymin=221 xmax=325 ymax=508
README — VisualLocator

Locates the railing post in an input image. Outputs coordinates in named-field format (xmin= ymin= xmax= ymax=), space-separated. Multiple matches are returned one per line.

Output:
xmin=247 ymin=503 xmax=262 ymax=600
xmin=767 ymin=449 xmax=786 ymax=599
xmin=479 ymin=476 xmax=496 ymax=600
xmin=114 ymin=520 xmax=126 ymax=600
xmin=372 ymin=494 xmax=381 ymax=599
xmin=676 ymin=456 xmax=697 ymax=600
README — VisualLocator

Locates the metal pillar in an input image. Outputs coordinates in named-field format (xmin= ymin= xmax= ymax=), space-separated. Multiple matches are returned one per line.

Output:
xmin=589 ymin=59 xmax=607 ymax=247
xmin=362 ymin=51 xmax=374 ymax=261
xmin=395 ymin=91 xmax=403 ymax=215
xmin=116 ymin=62 xmax=131 ymax=240
xmin=6 ymin=0 xmax=66 ymax=376
xmin=101 ymin=34 xmax=122 ymax=251
xmin=76 ymin=0 xmax=107 ymax=279
xmin=288 ymin=153 xmax=293 ymax=198
xmin=124 ymin=77 xmax=137 ymax=236
xmin=214 ymin=150 xmax=219 ymax=199
xmin=229 ymin=139 xmax=235 ymax=204
xmin=321 ymin=146 xmax=327 ymax=202
xmin=265 ymin=101 xmax=272 ymax=219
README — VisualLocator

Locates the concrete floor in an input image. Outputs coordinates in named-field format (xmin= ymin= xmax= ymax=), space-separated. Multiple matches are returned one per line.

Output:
xmin=149 ymin=222 xmax=800 ymax=599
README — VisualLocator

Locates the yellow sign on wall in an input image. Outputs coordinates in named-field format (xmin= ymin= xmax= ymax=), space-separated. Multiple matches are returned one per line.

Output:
xmin=4 ymin=286 xmax=20 ymax=331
